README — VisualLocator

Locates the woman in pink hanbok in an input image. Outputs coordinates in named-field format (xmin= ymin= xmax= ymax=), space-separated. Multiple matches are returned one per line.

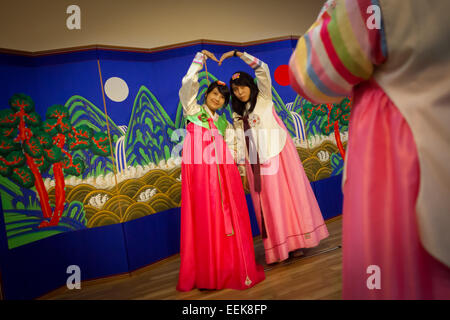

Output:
xmin=289 ymin=0 xmax=450 ymax=299
xmin=176 ymin=50 xmax=265 ymax=291
xmin=218 ymin=50 xmax=329 ymax=265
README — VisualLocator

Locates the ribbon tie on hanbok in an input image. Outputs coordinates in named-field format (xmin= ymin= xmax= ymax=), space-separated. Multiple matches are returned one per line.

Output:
xmin=202 ymin=115 xmax=234 ymax=237
xmin=237 ymin=114 xmax=267 ymax=239
xmin=237 ymin=114 xmax=261 ymax=192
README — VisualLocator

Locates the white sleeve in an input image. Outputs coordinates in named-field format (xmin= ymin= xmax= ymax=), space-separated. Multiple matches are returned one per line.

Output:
xmin=240 ymin=52 xmax=272 ymax=100
xmin=179 ymin=52 xmax=204 ymax=116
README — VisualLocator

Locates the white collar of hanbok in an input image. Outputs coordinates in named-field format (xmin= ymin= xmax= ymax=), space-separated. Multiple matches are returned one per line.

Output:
xmin=203 ymin=105 xmax=219 ymax=122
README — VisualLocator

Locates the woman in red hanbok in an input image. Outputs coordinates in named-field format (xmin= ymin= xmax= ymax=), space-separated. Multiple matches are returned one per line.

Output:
xmin=176 ymin=50 xmax=265 ymax=291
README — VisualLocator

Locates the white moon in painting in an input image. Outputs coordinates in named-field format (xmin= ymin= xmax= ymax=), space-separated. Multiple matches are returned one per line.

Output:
xmin=104 ymin=77 xmax=129 ymax=102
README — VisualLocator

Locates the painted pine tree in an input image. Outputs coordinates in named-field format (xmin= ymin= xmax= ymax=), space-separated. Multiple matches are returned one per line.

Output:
xmin=302 ymin=97 xmax=351 ymax=159
xmin=0 ymin=94 xmax=110 ymax=228
xmin=0 ymin=94 xmax=54 ymax=220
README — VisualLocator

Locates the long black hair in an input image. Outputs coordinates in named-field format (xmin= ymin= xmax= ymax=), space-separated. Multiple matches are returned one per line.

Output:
xmin=205 ymin=80 xmax=230 ymax=106
xmin=229 ymin=71 xmax=259 ymax=116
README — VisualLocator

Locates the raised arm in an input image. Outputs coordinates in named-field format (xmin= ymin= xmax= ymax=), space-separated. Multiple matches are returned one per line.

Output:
xmin=179 ymin=50 xmax=219 ymax=116
xmin=288 ymin=0 xmax=387 ymax=104
xmin=179 ymin=52 xmax=205 ymax=116
xmin=240 ymin=52 xmax=272 ymax=100
xmin=219 ymin=50 xmax=272 ymax=100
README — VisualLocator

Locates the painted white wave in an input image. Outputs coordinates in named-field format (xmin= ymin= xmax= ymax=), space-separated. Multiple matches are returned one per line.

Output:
xmin=137 ymin=188 xmax=157 ymax=202
xmin=294 ymin=131 xmax=348 ymax=149
xmin=88 ymin=193 xmax=110 ymax=209
xmin=317 ymin=150 xmax=330 ymax=162
xmin=43 ymin=156 xmax=183 ymax=191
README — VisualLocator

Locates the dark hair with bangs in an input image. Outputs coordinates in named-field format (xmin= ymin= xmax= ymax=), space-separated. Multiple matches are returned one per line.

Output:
xmin=205 ymin=81 xmax=230 ymax=106
xmin=229 ymin=71 xmax=259 ymax=116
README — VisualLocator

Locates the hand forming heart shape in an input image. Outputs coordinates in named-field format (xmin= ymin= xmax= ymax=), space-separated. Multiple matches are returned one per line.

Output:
xmin=201 ymin=50 xmax=242 ymax=66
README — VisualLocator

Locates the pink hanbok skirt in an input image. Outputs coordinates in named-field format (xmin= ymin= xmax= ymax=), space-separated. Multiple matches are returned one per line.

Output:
xmin=342 ymin=79 xmax=450 ymax=299
xmin=246 ymin=108 xmax=329 ymax=264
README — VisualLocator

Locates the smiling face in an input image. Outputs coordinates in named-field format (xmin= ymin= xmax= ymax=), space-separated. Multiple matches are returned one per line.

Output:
xmin=205 ymin=87 xmax=226 ymax=112
xmin=231 ymin=83 xmax=251 ymax=103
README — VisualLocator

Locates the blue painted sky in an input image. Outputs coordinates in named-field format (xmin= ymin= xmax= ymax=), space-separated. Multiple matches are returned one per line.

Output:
xmin=0 ymin=41 xmax=299 ymax=127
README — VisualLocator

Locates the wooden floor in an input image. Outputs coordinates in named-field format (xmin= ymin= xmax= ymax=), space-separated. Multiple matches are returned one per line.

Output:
xmin=40 ymin=216 xmax=342 ymax=300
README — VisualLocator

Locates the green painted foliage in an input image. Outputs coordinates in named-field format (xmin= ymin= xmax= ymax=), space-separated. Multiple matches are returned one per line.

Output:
xmin=59 ymin=118 xmax=72 ymax=134
xmin=24 ymin=137 xmax=43 ymax=158
xmin=42 ymin=119 xmax=59 ymax=135
xmin=9 ymin=94 xmax=34 ymax=113
xmin=44 ymin=145 xmax=63 ymax=163
xmin=341 ymin=100 xmax=351 ymax=113
xmin=66 ymin=125 xmax=92 ymax=151
xmin=340 ymin=113 xmax=350 ymax=125
xmin=10 ymin=166 xmax=34 ymax=188
xmin=74 ymin=125 xmax=93 ymax=138
xmin=303 ymin=103 xmax=316 ymax=121
xmin=330 ymin=105 xmax=343 ymax=121
xmin=6 ymin=151 xmax=26 ymax=168
xmin=37 ymin=157 xmax=51 ymax=174
xmin=0 ymin=151 xmax=25 ymax=177
xmin=25 ymin=112 xmax=41 ymax=127
xmin=46 ymin=104 xmax=69 ymax=119
xmin=63 ymin=157 xmax=85 ymax=176
xmin=0 ymin=136 xmax=20 ymax=155
xmin=315 ymin=104 xmax=328 ymax=116
xmin=32 ymin=129 xmax=52 ymax=148
xmin=0 ymin=109 xmax=19 ymax=127
xmin=0 ymin=161 xmax=11 ymax=176
xmin=320 ymin=118 xmax=334 ymax=135
xmin=68 ymin=138 xmax=88 ymax=151
xmin=1 ymin=127 xmax=18 ymax=139
xmin=91 ymin=132 xmax=110 ymax=156
xmin=45 ymin=105 xmax=72 ymax=134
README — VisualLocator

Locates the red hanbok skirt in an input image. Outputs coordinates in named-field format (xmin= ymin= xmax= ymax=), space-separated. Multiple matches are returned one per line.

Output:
xmin=176 ymin=121 xmax=265 ymax=291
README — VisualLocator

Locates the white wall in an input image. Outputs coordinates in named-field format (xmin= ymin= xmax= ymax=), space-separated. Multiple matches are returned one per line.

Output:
xmin=0 ymin=0 xmax=323 ymax=52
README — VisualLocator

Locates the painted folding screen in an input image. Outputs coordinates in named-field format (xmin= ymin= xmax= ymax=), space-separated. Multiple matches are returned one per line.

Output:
xmin=0 ymin=40 xmax=350 ymax=251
